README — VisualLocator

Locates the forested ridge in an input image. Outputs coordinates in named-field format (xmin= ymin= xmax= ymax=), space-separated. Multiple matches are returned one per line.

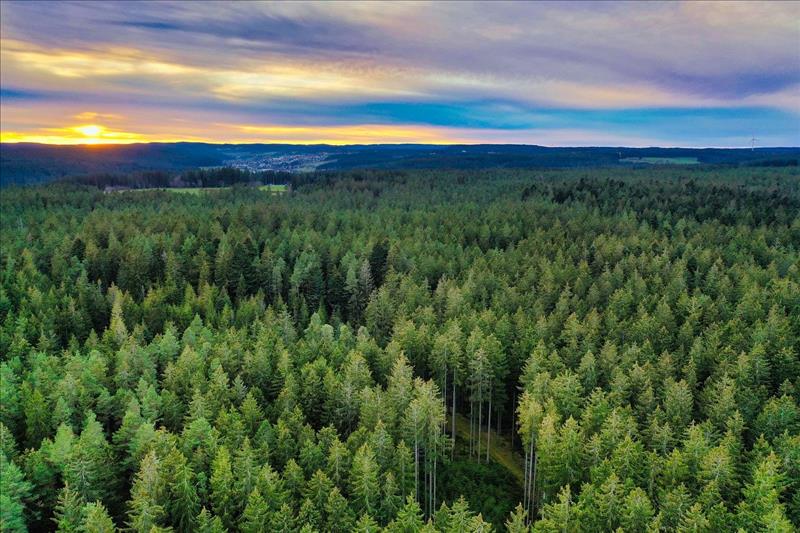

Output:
xmin=3 ymin=143 xmax=796 ymax=186
xmin=0 ymin=167 xmax=798 ymax=532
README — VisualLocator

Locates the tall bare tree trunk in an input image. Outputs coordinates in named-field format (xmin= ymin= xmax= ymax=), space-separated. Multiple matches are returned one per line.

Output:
xmin=428 ymin=449 xmax=432 ymax=516
xmin=442 ymin=371 xmax=447 ymax=428
xmin=511 ymin=390 xmax=516 ymax=449
xmin=532 ymin=449 xmax=538 ymax=520
xmin=422 ymin=449 xmax=431 ymax=516
xmin=415 ymin=437 xmax=419 ymax=503
xmin=469 ymin=400 xmax=474 ymax=457
xmin=452 ymin=369 xmax=456 ymax=459
xmin=526 ymin=438 xmax=535 ymax=519
xmin=486 ymin=390 xmax=492 ymax=463
xmin=425 ymin=451 xmax=430 ymax=517
xmin=477 ymin=387 xmax=482 ymax=463
xmin=523 ymin=448 xmax=529 ymax=515
xmin=433 ymin=447 xmax=437 ymax=513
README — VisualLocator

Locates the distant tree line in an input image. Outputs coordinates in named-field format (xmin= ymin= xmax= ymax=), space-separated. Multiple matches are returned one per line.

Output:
xmin=60 ymin=167 xmax=294 ymax=190
xmin=3 ymin=143 xmax=796 ymax=186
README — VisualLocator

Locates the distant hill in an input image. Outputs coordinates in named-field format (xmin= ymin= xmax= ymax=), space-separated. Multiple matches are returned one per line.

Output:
xmin=0 ymin=143 xmax=227 ymax=186
xmin=1 ymin=142 xmax=797 ymax=186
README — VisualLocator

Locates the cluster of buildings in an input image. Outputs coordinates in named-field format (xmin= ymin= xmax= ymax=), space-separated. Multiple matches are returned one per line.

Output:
xmin=224 ymin=152 xmax=330 ymax=172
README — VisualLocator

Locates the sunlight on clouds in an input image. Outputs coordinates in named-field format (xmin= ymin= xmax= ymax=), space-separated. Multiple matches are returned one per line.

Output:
xmin=0 ymin=119 xmax=724 ymax=147
xmin=1 ymin=38 xmax=420 ymax=103
xmin=73 ymin=112 xmax=124 ymax=121
xmin=2 ymin=123 xmax=146 ymax=144
xmin=3 ymin=33 xmax=796 ymax=114
xmin=2 ymin=120 xmax=469 ymax=145
xmin=210 ymin=68 xmax=422 ymax=101
xmin=75 ymin=125 xmax=103 ymax=137
xmin=0 ymin=1 xmax=798 ymax=146
xmin=1 ymin=39 xmax=197 ymax=78
xmin=231 ymin=124 xmax=467 ymax=144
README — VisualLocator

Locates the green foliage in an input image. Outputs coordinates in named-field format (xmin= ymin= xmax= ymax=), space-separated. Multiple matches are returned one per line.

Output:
xmin=0 ymin=167 xmax=798 ymax=531
xmin=0 ymin=453 xmax=33 ymax=532
xmin=81 ymin=502 xmax=117 ymax=533
xmin=437 ymin=457 xmax=517 ymax=527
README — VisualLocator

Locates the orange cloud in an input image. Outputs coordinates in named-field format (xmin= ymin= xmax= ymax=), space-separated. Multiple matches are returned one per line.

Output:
xmin=1 ymin=38 xmax=420 ymax=103
xmin=1 ymin=39 xmax=196 ymax=78
xmin=73 ymin=111 xmax=124 ymax=121
xmin=230 ymin=124 xmax=469 ymax=144
xmin=2 ymin=124 xmax=146 ymax=145
xmin=0 ymin=122 xmax=470 ymax=145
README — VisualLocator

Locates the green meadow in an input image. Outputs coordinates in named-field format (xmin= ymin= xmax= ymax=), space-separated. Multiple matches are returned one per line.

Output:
xmin=621 ymin=156 xmax=700 ymax=165
xmin=124 ymin=184 xmax=287 ymax=194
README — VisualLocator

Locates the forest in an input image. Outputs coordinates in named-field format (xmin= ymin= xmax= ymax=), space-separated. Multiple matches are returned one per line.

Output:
xmin=0 ymin=166 xmax=798 ymax=532
xmin=2 ymin=143 xmax=796 ymax=186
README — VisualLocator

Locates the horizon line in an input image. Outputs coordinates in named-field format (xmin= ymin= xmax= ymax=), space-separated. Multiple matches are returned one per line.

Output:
xmin=2 ymin=141 xmax=797 ymax=150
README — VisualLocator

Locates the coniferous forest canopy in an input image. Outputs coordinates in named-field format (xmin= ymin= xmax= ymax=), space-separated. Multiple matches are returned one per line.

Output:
xmin=1 ymin=167 xmax=799 ymax=532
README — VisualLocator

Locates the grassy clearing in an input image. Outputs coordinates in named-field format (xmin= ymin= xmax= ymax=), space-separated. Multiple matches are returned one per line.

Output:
xmin=164 ymin=188 xmax=206 ymax=194
xmin=621 ymin=156 xmax=699 ymax=165
xmin=257 ymin=184 xmax=288 ymax=192
xmin=122 ymin=187 xmax=216 ymax=194
xmin=122 ymin=184 xmax=287 ymax=194
xmin=450 ymin=412 xmax=525 ymax=486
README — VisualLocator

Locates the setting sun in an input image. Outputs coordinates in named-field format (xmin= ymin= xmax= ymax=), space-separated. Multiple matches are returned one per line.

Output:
xmin=75 ymin=124 xmax=104 ymax=137
xmin=0 ymin=120 xmax=149 ymax=144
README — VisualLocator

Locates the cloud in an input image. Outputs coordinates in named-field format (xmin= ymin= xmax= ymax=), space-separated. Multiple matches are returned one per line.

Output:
xmin=1 ymin=1 xmax=798 ymax=146
xmin=0 ymin=87 xmax=47 ymax=100
xmin=1 ymin=124 xmax=145 ymax=144
xmin=105 ymin=11 xmax=380 ymax=55
xmin=73 ymin=111 xmax=124 ymax=121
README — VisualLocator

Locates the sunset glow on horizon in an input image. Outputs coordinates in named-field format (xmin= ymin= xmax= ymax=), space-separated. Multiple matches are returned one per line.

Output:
xmin=1 ymin=123 xmax=147 ymax=145
xmin=1 ymin=1 xmax=798 ymax=147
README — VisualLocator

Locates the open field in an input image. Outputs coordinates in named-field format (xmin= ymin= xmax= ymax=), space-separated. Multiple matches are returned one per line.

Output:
xmin=258 ymin=184 xmax=288 ymax=192
xmin=120 ymin=184 xmax=287 ymax=194
xmin=620 ymin=156 xmax=700 ymax=165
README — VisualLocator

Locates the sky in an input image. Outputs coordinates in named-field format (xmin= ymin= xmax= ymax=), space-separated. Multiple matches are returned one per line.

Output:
xmin=1 ymin=1 xmax=799 ymax=147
